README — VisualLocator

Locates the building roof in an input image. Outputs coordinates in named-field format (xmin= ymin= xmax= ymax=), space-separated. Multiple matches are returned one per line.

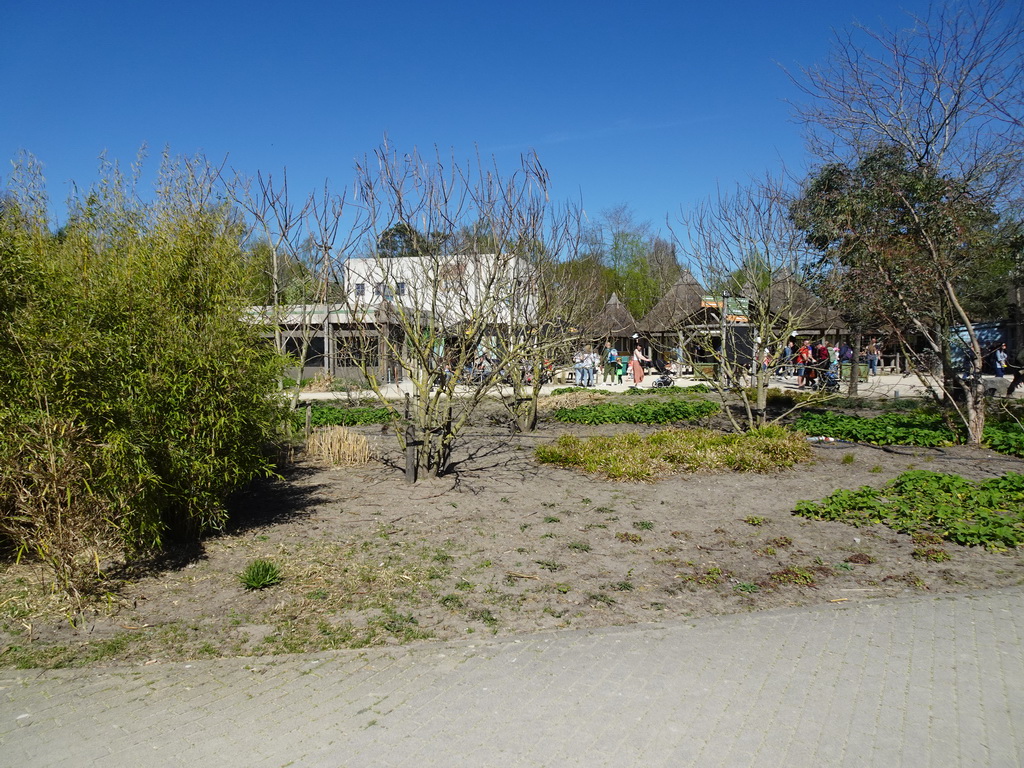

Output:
xmin=587 ymin=292 xmax=637 ymax=338
xmin=637 ymin=272 xmax=706 ymax=333
xmin=755 ymin=277 xmax=847 ymax=333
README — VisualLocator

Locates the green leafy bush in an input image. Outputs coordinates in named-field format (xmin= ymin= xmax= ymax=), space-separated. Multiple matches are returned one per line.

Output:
xmin=794 ymin=470 xmax=1024 ymax=549
xmin=0 ymin=154 xmax=287 ymax=590
xmin=553 ymin=399 xmax=719 ymax=425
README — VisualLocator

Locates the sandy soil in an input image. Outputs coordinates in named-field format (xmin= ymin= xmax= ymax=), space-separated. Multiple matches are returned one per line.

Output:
xmin=3 ymin=401 xmax=1024 ymax=669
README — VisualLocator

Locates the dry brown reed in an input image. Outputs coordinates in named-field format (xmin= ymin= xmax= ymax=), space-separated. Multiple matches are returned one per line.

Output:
xmin=306 ymin=426 xmax=371 ymax=466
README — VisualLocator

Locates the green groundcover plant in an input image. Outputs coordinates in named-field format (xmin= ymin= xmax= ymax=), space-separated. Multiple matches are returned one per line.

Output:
xmin=622 ymin=384 xmax=712 ymax=396
xmin=793 ymin=411 xmax=1024 ymax=457
xmin=536 ymin=425 xmax=811 ymax=480
xmin=553 ymin=399 xmax=720 ymax=426
xmin=794 ymin=470 xmax=1024 ymax=549
xmin=301 ymin=405 xmax=393 ymax=428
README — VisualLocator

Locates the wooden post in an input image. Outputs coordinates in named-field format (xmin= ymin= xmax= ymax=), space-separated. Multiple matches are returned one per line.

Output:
xmin=405 ymin=425 xmax=417 ymax=483
xmin=304 ymin=403 xmax=311 ymax=439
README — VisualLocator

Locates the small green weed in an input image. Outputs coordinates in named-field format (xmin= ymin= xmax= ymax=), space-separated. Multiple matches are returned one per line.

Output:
xmin=912 ymin=547 xmax=951 ymax=562
xmin=734 ymin=582 xmax=760 ymax=594
xmin=633 ymin=520 xmax=654 ymax=531
xmin=770 ymin=567 xmax=816 ymax=586
xmin=744 ymin=516 xmax=767 ymax=526
xmin=567 ymin=540 xmax=591 ymax=552
xmin=468 ymin=608 xmax=499 ymax=628
xmin=535 ymin=559 xmax=564 ymax=572
xmin=239 ymin=560 xmax=282 ymax=590
xmin=841 ymin=453 xmax=856 ymax=465
xmin=439 ymin=594 xmax=465 ymax=609
xmin=616 ymin=532 xmax=643 ymax=544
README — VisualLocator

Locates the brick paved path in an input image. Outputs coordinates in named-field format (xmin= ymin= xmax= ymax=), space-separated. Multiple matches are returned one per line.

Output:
xmin=3 ymin=587 xmax=1022 ymax=767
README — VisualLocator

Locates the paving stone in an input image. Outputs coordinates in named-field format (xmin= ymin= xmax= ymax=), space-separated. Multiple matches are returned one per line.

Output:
xmin=2 ymin=587 xmax=1023 ymax=766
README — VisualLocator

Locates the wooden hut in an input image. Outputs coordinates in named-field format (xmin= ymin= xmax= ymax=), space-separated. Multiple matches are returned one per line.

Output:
xmin=587 ymin=292 xmax=638 ymax=351
xmin=637 ymin=272 xmax=709 ymax=369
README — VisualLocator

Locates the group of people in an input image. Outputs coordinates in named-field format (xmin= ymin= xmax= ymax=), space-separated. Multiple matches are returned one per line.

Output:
xmin=572 ymin=336 xmax=653 ymax=387
xmin=769 ymin=337 xmax=884 ymax=388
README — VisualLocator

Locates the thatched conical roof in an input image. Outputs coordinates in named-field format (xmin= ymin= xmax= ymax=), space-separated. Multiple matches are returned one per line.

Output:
xmin=638 ymin=272 xmax=706 ymax=333
xmin=752 ymin=277 xmax=846 ymax=333
xmin=587 ymin=292 xmax=637 ymax=338
xmin=737 ymin=278 xmax=847 ymax=335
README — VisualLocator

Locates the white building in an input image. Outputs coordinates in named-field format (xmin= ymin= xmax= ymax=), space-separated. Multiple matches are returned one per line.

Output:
xmin=253 ymin=252 xmax=538 ymax=383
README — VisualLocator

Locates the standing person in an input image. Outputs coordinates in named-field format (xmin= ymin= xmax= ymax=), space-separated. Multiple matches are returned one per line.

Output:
xmin=776 ymin=340 xmax=793 ymax=378
xmin=866 ymin=338 xmax=879 ymax=376
xmin=572 ymin=347 xmax=587 ymax=386
xmin=630 ymin=334 xmax=650 ymax=386
xmin=796 ymin=340 xmax=814 ymax=389
xmin=602 ymin=340 xmax=619 ymax=385
xmin=1006 ymin=346 xmax=1024 ymax=396
xmin=584 ymin=346 xmax=600 ymax=387
xmin=994 ymin=343 xmax=1008 ymax=377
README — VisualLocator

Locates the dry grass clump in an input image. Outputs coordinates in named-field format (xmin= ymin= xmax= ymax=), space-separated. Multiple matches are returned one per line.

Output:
xmin=306 ymin=426 xmax=371 ymax=466
xmin=535 ymin=426 xmax=812 ymax=480
xmin=538 ymin=391 xmax=609 ymax=414
xmin=304 ymin=372 xmax=335 ymax=392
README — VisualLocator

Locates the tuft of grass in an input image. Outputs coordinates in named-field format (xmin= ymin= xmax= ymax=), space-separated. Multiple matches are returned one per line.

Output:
xmin=633 ymin=520 xmax=654 ymax=531
xmin=744 ymin=516 xmax=767 ymax=526
xmin=615 ymin=532 xmax=643 ymax=544
xmin=769 ymin=566 xmax=816 ymax=586
xmin=841 ymin=453 xmax=856 ymax=465
xmin=536 ymin=425 xmax=812 ymax=480
xmin=439 ymin=594 xmax=465 ymax=609
xmin=239 ymin=559 xmax=282 ymax=590
xmin=567 ymin=540 xmax=591 ymax=552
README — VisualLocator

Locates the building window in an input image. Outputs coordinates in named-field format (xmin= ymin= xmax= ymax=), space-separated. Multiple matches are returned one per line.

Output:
xmin=355 ymin=283 xmax=365 ymax=297
xmin=397 ymin=282 xmax=406 ymax=297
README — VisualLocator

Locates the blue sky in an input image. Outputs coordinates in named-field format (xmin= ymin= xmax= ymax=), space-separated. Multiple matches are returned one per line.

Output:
xmin=2 ymin=0 xmax=940 ymax=235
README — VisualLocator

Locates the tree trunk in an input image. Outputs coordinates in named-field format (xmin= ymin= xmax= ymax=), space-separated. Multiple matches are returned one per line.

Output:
xmin=847 ymin=332 xmax=861 ymax=397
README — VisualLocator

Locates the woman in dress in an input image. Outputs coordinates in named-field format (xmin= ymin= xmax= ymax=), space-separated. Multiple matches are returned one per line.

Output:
xmin=630 ymin=334 xmax=650 ymax=385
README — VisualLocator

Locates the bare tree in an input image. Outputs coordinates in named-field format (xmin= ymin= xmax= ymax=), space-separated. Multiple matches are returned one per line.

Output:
xmin=672 ymin=177 xmax=834 ymax=431
xmin=344 ymin=142 xmax=579 ymax=478
xmin=789 ymin=0 xmax=1024 ymax=443
xmin=235 ymin=171 xmax=364 ymax=412
xmin=791 ymin=0 xmax=1024 ymax=194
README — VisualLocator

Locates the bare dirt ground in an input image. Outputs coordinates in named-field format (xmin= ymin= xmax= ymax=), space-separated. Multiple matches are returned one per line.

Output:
xmin=3 ymin=400 xmax=1024 ymax=669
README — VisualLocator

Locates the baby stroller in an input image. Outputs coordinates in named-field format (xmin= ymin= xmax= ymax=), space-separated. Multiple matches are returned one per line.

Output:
xmin=650 ymin=359 xmax=675 ymax=388
xmin=815 ymin=362 xmax=840 ymax=394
